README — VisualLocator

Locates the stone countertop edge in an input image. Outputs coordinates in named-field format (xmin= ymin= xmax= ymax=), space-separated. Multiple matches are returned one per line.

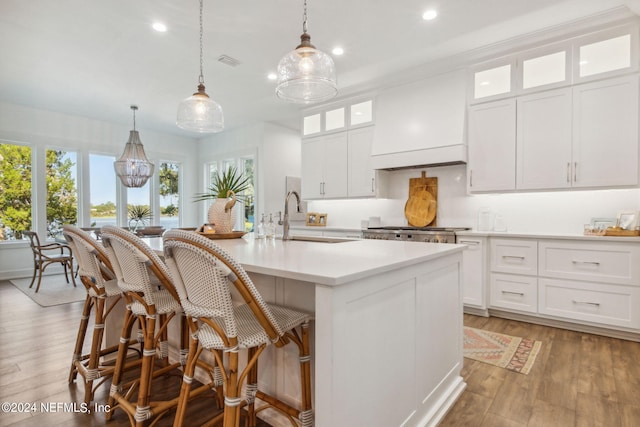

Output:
xmin=457 ymin=230 xmax=640 ymax=242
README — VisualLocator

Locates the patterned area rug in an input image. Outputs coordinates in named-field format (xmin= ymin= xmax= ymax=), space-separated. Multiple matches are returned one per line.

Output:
xmin=463 ymin=326 xmax=542 ymax=375
xmin=9 ymin=274 xmax=85 ymax=307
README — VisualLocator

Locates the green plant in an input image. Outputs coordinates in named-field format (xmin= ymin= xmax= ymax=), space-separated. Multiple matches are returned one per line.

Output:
xmin=128 ymin=205 xmax=152 ymax=230
xmin=193 ymin=166 xmax=251 ymax=203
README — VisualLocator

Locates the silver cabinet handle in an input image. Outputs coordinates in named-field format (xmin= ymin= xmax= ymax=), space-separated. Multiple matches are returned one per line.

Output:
xmin=572 ymin=260 xmax=600 ymax=265
xmin=469 ymin=170 xmax=473 ymax=187
xmin=574 ymin=161 xmax=577 ymax=182
xmin=502 ymin=290 xmax=525 ymax=296
xmin=371 ymin=177 xmax=375 ymax=193
xmin=502 ymin=255 xmax=525 ymax=260
xmin=458 ymin=240 xmax=480 ymax=246
xmin=572 ymin=300 xmax=600 ymax=307
xmin=567 ymin=162 xmax=571 ymax=183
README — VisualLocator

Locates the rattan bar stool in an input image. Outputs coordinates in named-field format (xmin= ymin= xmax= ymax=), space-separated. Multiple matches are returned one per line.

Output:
xmin=101 ymin=226 xmax=217 ymax=427
xmin=62 ymin=225 xmax=143 ymax=404
xmin=163 ymin=230 xmax=313 ymax=427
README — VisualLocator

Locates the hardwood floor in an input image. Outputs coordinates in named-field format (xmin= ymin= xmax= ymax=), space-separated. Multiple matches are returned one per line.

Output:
xmin=0 ymin=280 xmax=270 ymax=427
xmin=3 ymin=277 xmax=640 ymax=427
xmin=440 ymin=314 xmax=640 ymax=427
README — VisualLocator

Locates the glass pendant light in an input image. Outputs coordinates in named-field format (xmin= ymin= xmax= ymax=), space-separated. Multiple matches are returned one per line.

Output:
xmin=276 ymin=0 xmax=337 ymax=104
xmin=114 ymin=106 xmax=155 ymax=188
xmin=176 ymin=0 xmax=224 ymax=133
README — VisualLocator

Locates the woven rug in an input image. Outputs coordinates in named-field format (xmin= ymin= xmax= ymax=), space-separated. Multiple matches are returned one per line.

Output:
xmin=9 ymin=274 xmax=86 ymax=307
xmin=463 ymin=326 xmax=542 ymax=375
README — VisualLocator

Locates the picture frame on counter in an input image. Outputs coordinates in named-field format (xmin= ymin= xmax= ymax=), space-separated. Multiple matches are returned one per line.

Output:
xmin=616 ymin=210 xmax=639 ymax=230
xmin=306 ymin=212 xmax=327 ymax=227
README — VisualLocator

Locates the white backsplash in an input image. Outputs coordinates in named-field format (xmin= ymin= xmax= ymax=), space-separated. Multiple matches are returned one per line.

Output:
xmin=307 ymin=164 xmax=640 ymax=234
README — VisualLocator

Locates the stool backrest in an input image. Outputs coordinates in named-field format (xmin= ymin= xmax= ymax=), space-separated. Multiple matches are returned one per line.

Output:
xmin=62 ymin=224 xmax=114 ymax=288
xmin=163 ymin=230 xmax=285 ymax=346
xmin=102 ymin=225 xmax=179 ymax=306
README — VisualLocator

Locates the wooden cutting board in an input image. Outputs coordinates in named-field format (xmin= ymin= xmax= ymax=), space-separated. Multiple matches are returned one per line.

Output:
xmin=405 ymin=171 xmax=438 ymax=227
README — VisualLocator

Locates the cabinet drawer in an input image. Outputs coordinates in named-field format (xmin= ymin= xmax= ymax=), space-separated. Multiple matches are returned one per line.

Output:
xmin=489 ymin=273 xmax=537 ymax=314
xmin=539 ymin=278 xmax=640 ymax=329
xmin=490 ymin=239 xmax=537 ymax=276
xmin=539 ymin=241 xmax=640 ymax=286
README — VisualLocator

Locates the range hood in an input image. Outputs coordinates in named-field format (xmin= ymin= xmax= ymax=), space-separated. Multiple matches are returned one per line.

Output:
xmin=371 ymin=69 xmax=467 ymax=171
xmin=371 ymin=144 xmax=467 ymax=171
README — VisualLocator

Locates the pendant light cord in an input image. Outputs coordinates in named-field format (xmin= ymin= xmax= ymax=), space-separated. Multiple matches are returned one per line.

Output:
xmin=302 ymin=0 xmax=308 ymax=34
xmin=199 ymin=0 xmax=204 ymax=85
xmin=131 ymin=105 xmax=138 ymax=131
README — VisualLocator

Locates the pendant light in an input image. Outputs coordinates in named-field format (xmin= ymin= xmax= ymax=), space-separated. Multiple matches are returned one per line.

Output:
xmin=114 ymin=105 xmax=155 ymax=188
xmin=276 ymin=0 xmax=337 ymax=104
xmin=176 ymin=0 xmax=224 ymax=133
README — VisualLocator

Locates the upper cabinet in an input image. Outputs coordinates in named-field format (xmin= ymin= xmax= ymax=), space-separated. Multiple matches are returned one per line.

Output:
xmin=468 ymin=22 xmax=640 ymax=193
xmin=302 ymin=99 xmax=374 ymax=136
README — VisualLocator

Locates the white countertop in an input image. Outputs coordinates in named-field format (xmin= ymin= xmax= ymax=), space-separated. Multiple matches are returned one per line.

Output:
xmin=457 ymin=230 xmax=640 ymax=243
xmin=165 ymin=234 xmax=465 ymax=286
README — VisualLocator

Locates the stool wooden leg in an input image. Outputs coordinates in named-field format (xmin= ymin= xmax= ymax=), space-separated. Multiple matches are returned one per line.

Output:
xmin=223 ymin=341 xmax=240 ymax=427
xmin=106 ymin=308 xmax=136 ymax=421
xmin=83 ymin=295 xmax=106 ymax=404
xmin=172 ymin=330 xmax=200 ymax=427
xmin=68 ymin=294 xmax=92 ymax=384
xmin=246 ymin=347 xmax=259 ymax=427
xmin=299 ymin=322 xmax=313 ymax=427
xmin=134 ymin=313 xmax=157 ymax=426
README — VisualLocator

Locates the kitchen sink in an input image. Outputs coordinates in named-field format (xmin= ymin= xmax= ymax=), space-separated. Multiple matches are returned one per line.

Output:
xmin=289 ymin=235 xmax=356 ymax=243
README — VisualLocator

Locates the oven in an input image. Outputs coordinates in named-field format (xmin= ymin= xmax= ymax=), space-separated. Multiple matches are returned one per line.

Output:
xmin=362 ymin=226 xmax=470 ymax=244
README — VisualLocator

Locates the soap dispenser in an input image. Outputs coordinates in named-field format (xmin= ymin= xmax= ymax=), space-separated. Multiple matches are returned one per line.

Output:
xmin=266 ymin=214 xmax=276 ymax=240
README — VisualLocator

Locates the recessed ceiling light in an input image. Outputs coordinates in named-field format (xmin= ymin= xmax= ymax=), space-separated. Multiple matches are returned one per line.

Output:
xmin=152 ymin=22 xmax=167 ymax=32
xmin=267 ymin=73 xmax=277 ymax=81
xmin=422 ymin=10 xmax=438 ymax=21
xmin=332 ymin=47 xmax=344 ymax=56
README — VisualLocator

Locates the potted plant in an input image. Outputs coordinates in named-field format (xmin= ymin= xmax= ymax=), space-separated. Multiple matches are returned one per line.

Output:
xmin=193 ymin=166 xmax=250 ymax=233
xmin=128 ymin=205 xmax=152 ymax=232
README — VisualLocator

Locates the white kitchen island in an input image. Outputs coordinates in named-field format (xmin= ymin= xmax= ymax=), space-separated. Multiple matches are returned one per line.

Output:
xmin=194 ymin=234 xmax=467 ymax=427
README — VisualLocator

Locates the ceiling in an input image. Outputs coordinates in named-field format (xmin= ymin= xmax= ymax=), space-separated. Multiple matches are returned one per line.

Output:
xmin=1 ymin=0 xmax=639 ymax=138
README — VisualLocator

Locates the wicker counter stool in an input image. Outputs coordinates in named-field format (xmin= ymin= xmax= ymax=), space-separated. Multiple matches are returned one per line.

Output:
xmin=163 ymin=229 xmax=313 ymax=427
xmin=62 ymin=225 xmax=142 ymax=405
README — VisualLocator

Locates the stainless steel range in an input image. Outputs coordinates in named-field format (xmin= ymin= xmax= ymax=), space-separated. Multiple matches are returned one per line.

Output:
xmin=362 ymin=226 xmax=471 ymax=243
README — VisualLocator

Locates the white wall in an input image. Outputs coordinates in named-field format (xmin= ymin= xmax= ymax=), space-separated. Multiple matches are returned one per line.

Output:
xmin=308 ymin=164 xmax=640 ymax=234
xmin=0 ymin=102 xmax=200 ymax=279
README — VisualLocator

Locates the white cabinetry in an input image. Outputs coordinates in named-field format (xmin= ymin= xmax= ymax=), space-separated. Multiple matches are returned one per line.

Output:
xmin=348 ymin=126 xmax=377 ymax=198
xmin=572 ymin=75 xmax=639 ymax=187
xmin=301 ymin=133 xmax=348 ymax=199
xmin=458 ymin=236 xmax=487 ymax=312
xmin=489 ymin=238 xmax=538 ymax=314
xmin=538 ymin=240 xmax=640 ymax=329
xmin=468 ymin=99 xmax=516 ymax=192
xmin=516 ymin=88 xmax=573 ymax=189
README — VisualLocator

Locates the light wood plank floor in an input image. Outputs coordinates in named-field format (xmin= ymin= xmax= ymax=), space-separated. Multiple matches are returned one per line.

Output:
xmin=0 ymin=280 xmax=270 ymax=427
xmin=441 ymin=314 xmax=640 ymax=427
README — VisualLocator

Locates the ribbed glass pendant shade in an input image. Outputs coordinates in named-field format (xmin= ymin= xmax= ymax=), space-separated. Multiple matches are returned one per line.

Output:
xmin=114 ymin=130 xmax=155 ymax=188
xmin=276 ymin=33 xmax=337 ymax=104
xmin=176 ymin=83 xmax=224 ymax=133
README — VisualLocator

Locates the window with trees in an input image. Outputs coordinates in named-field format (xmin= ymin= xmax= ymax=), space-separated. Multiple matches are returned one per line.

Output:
xmin=89 ymin=154 xmax=117 ymax=227
xmin=159 ymin=162 xmax=180 ymax=229
xmin=0 ymin=143 xmax=33 ymax=240
xmin=45 ymin=149 xmax=78 ymax=238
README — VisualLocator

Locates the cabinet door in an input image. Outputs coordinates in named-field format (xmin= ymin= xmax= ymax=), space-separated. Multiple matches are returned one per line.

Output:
xmin=517 ymin=88 xmax=573 ymax=189
xmin=572 ymin=75 xmax=639 ymax=187
xmin=459 ymin=237 xmax=486 ymax=309
xmin=468 ymin=99 xmax=516 ymax=192
xmin=321 ymin=133 xmax=348 ymax=198
xmin=348 ymin=127 xmax=376 ymax=197
xmin=301 ymin=137 xmax=325 ymax=199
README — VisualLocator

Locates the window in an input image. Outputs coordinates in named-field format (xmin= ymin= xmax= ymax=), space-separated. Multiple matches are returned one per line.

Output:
xmin=89 ymin=154 xmax=117 ymax=228
xmin=159 ymin=162 xmax=180 ymax=230
xmin=127 ymin=182 xmax=151 ymax=229
xmin=522 ymin=51 xmax=567 ymax=90
xmin=45 ymin=149 xmax=78 ymax=238
xmin=206 ymin=154 xmax=255 ymax=232
xmin=303 ymin=113 xmax=321 ymax=135
xmin=0 ymin=142 xmax=32 ymax=240
xmin=325 ymin=107 xmax=345 ymax=131
xmin=474 ymin=64 xmax=512 ymax=99
xmin=579 ymin=34 xmax=631 ymax=78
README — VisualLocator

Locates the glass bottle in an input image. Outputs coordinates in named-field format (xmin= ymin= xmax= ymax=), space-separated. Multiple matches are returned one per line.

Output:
xmin=266 ymin=213 xmax=276 ymax=239
xmin=256 ymin=214 xmax=266 ymax=239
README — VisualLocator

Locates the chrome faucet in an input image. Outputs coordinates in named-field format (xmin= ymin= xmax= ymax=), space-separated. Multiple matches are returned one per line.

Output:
xmin=280 ymin=190 xmax=302 ymax=240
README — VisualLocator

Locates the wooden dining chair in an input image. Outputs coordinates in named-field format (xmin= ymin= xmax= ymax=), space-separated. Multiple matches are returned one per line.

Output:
xmin=163 ymin=229 xmax=313 ymax=427
xmin=101 ymin=226 xmax=216 ymax=427
xmin=62 ymin=224 xmax=142 ymax=404
xmin=24 ymin=230 xmax=76 ymax=292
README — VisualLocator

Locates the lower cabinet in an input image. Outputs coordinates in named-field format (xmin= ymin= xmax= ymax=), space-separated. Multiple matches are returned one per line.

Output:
xmin=459 ymin=236 xmax=487 ymax=311
xmin=484 ymin=235 xmax=640 ymax=335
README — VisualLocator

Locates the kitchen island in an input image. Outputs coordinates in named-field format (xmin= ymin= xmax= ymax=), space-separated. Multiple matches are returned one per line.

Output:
xmin=189 ymin=234 xmax=467 ymax=427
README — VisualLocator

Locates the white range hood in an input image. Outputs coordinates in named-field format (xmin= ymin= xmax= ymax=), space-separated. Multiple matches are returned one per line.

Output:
xmin=371 ymin=69 xmax=467 ymax=170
